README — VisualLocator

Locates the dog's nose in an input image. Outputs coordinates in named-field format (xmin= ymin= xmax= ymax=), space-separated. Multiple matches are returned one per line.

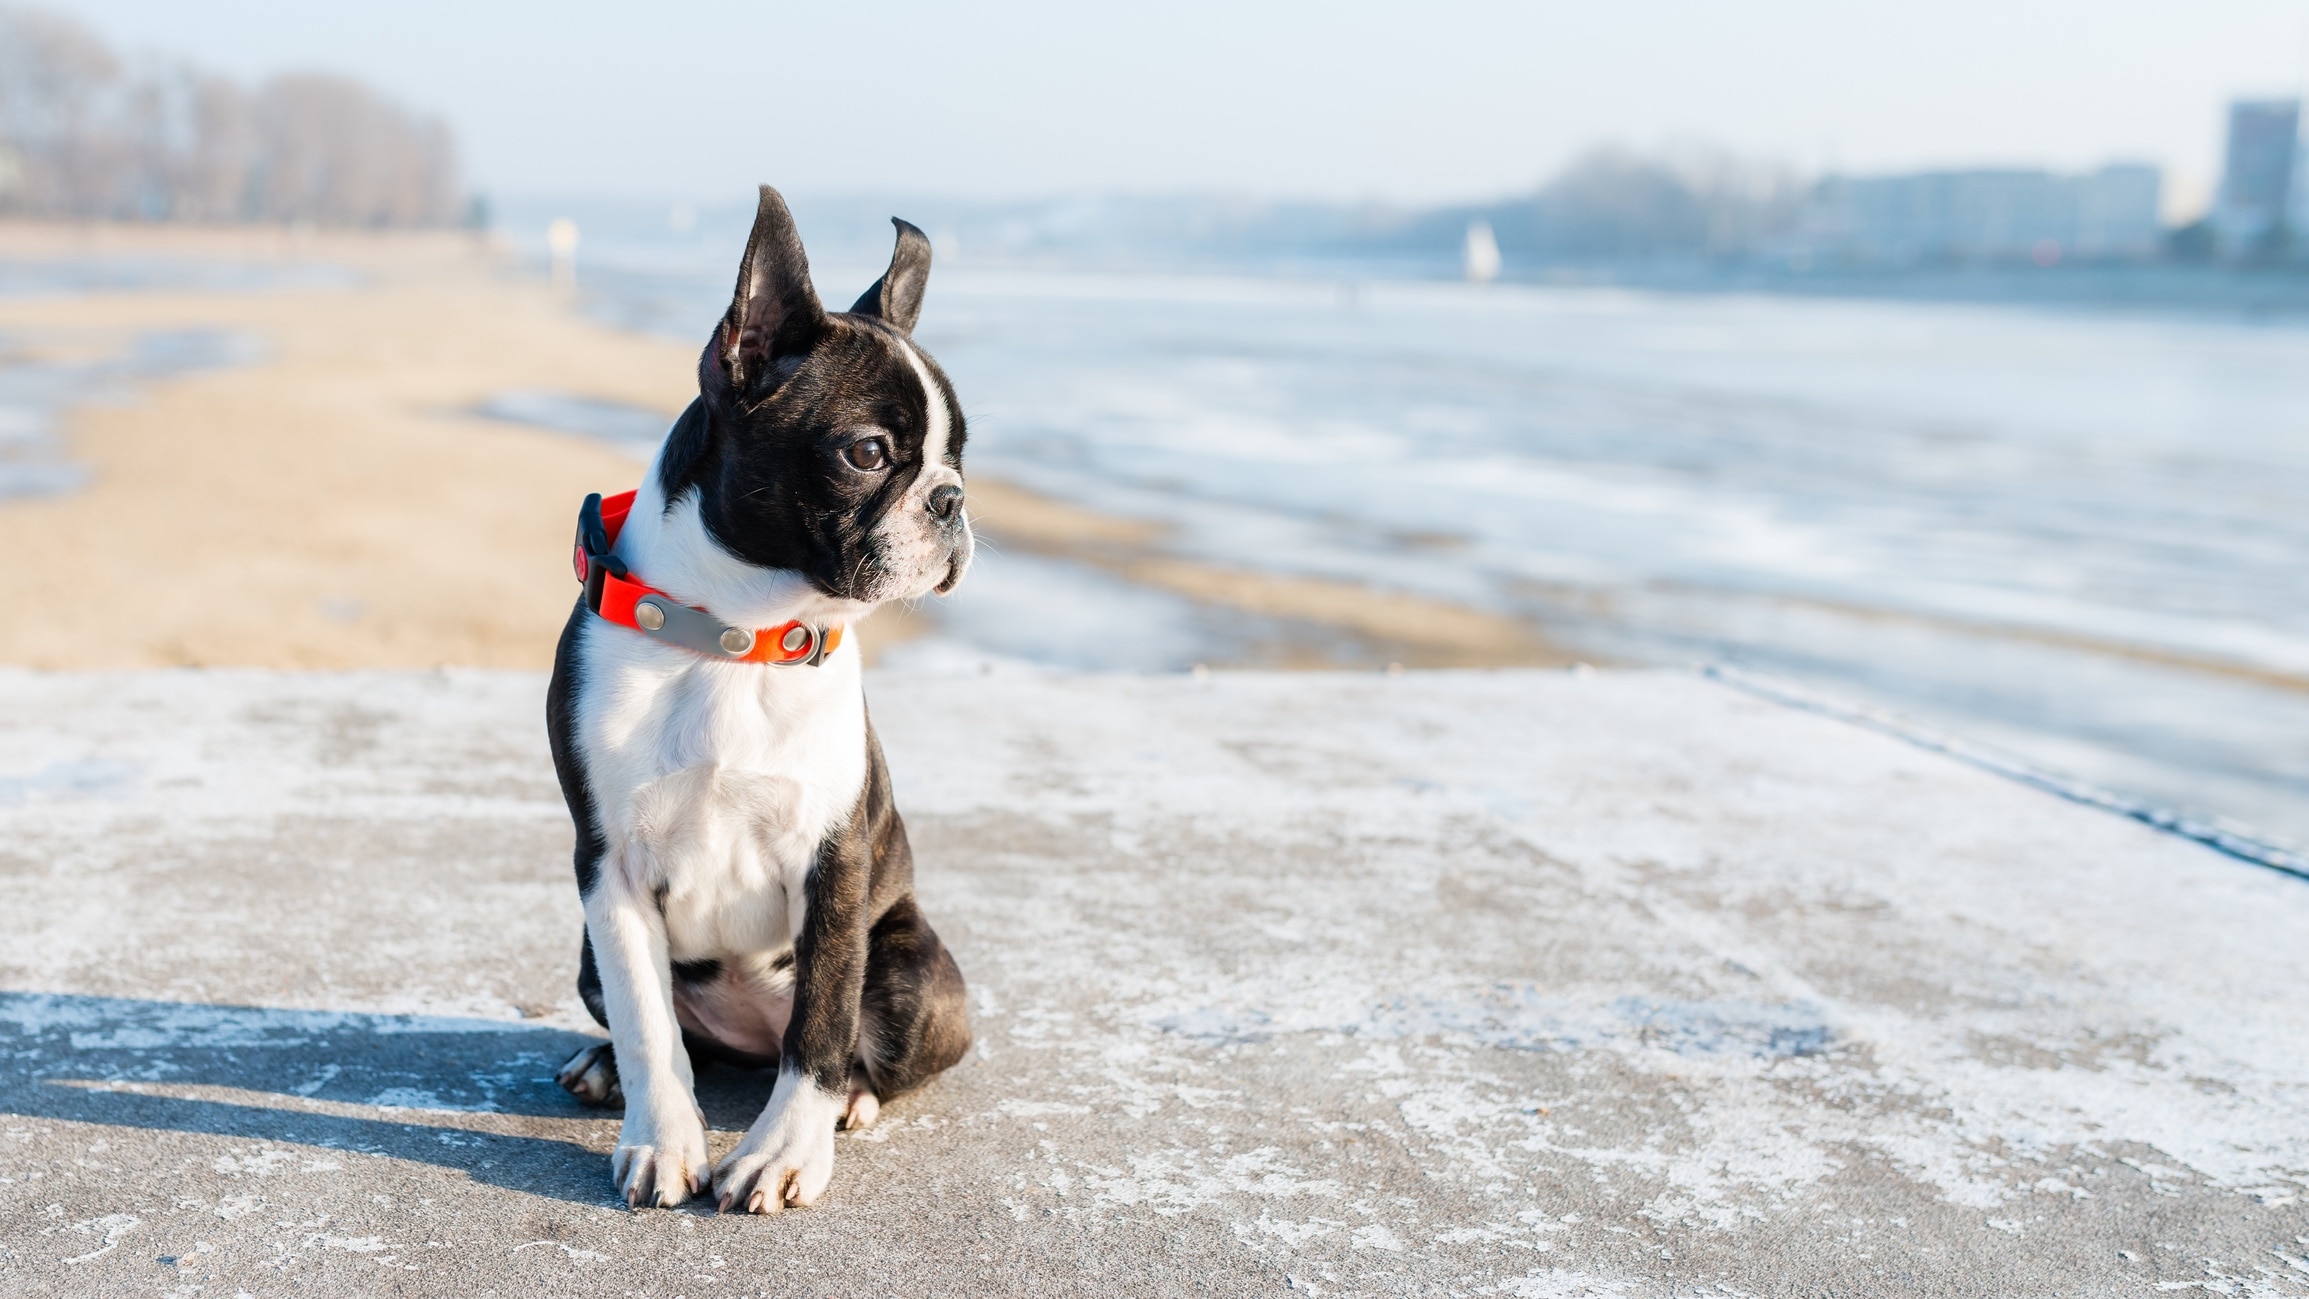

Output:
xmin=926 ymin=483 xmax=963 ymax=521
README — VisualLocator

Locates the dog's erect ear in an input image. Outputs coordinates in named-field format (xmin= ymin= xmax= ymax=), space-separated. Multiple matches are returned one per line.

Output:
xmin=715 ymin=185 xmax=825 ymax=395
xmin=847 ymin=218 xmax=932 ymax=335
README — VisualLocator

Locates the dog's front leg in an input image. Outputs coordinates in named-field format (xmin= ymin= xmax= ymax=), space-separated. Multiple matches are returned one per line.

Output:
xmin=585 ymin=880 xmax=710 ymax=1207
xmin=715 ymin=839 xmax=869 ymax=1213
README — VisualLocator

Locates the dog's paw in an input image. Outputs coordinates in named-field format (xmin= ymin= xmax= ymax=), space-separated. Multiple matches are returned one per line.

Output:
xmin=556 ymin=1042 xmax=623 ymax=1108
xmin=715 ymin=1076 xmax=842 ymax=1213
xmin=612 ymin=1102 xmax=710 ymax=1209
xmin=840 ymin=1083 xmax=879 ymax=1132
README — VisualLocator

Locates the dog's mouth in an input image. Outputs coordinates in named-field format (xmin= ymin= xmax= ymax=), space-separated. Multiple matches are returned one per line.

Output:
xmin=840 ymin=545 xmax=967 ymax=604
xmin=845 ymin=515 xmax=970 ymax=604
xmin=932 ymin=523 xmax=973 ymax=595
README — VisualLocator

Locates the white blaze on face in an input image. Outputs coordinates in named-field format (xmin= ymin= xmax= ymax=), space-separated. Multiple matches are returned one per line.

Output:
xmin=894 ymin=335 xmax=952 ymax=478
xmin=871 ymin=334 xmax=967 ymax=599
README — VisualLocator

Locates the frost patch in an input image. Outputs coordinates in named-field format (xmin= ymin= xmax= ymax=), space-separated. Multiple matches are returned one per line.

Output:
xmin=1613 ymin=998 xmax=1832 ymax=1058
xmin=1089 ymin=1146 xmax=1342 ymax=1214
xmin=1240 ymin=1213 xmax=1340 ymax=1247
xmin=1155 ymin=1007 xmax=1274 ymax=1045
xmin=996 ymin=1099 xmax=1092 ymax=1118
xmin=0 ymin=758 xmax=139 ymax=806
xmin=1152 ymin=987 xmax=1831 ymax=1060
xmin=62 ymin=1214 xmax=139 ymax=1264
xmin=513 ymin=1240 xmax=609 ymax=1262
xmin=1487 ymin=1268 xmax=1637 ymax=1298
xmin=214 ymin=1146 xmax=296 ymax=1177
xmin=0 ymin=992 xmax=535 ymax=1050
xmin=210 ymin=1146 xmax=336 ymax=1177
xmin=1351 ymin=1223 xmax=1407 ymax=1252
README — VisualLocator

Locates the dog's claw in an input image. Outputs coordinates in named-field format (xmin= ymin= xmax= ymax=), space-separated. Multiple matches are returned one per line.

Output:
xmin=614 ymin=1146 xmax=701 ymax=1209
xmin=715 ymin=1155 xmax=825 ymax=1214
xmin=713 ymin=1090 xmax=836 ymax=1215
xmin=610 ymin=1101 xmax=709 ymax=1210
xmin=556 ymin=1042 xmax=623 ymax=1108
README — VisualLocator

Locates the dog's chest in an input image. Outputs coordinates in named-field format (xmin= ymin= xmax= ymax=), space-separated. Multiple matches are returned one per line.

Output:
xmin=577 ymin=621 xmax=867 ymax=960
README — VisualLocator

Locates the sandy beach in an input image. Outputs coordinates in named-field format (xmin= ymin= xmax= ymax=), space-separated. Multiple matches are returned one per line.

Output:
xmin=0 ymin=223 xmax=1563 ymax=672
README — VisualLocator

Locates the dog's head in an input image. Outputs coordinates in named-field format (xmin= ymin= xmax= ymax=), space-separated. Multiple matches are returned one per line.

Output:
xmin=659 ymin=185 xmax=970 ymax=606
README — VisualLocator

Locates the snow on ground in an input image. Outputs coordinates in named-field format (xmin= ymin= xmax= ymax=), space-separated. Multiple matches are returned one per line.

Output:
xmin=1 ymin=667 xmax=2304 ymax=1296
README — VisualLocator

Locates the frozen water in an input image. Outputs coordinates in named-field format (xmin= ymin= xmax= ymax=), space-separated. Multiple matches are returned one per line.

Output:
xmin=544 ymin=245 xmax=2309 ymax=843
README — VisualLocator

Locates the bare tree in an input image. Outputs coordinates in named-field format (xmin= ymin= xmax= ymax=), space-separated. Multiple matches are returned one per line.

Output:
xmin=0 ymin=7 xmax=124 ymax=214
xmin=252 ymin=74 xmax=458 ymax=226
xmin=1516 ymin=146 xmax=1805 ymax=262
xmin=0 ymin=5 xmax=460 ymax=225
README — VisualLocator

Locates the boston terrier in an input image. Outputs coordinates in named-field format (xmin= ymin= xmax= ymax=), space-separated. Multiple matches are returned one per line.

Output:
xmin=546 ymin=186 xmax=972 ymax=1212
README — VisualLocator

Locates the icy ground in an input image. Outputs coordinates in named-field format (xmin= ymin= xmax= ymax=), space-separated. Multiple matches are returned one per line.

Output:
xmin=1 ymin=667 xmax=2305 ymax=1296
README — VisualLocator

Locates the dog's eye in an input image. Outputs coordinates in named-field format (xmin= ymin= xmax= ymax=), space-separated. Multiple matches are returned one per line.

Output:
xmin=843 ymin=438 xmax=890 ymax=472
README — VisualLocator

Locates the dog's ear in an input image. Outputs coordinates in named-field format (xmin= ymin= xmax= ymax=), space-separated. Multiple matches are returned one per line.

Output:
xmin=712 ymin=185 xmax=825 ymax=396
xmin=847 ymin=218 xmax=932 ymax=335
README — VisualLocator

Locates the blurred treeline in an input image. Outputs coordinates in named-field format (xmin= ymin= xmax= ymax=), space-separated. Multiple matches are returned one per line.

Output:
xmin=0 ymin=7 xmax=461 ymax=226
xmin=1457 ymin=147 xmax=1805 ymax=262
xmin=1142 ymin=147 xmax=1807 ymax=266
xmin=743 ymin=147 xmax=1809 ymax=274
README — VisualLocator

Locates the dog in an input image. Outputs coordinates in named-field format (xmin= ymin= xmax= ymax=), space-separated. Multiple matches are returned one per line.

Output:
xmin=546 ymin=186 xmax=973 ymax=1213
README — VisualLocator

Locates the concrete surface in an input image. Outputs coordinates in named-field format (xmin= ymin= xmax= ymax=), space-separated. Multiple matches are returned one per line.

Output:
xmin=1 ymin=667 xmax=2305 ymax=1298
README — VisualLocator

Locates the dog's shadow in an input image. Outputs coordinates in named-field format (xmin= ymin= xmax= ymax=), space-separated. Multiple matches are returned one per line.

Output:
xmin=0 ymin=991 xmax=779 ymax=1207
xmin=690 ymin=1058 xmax=785 ymax=1133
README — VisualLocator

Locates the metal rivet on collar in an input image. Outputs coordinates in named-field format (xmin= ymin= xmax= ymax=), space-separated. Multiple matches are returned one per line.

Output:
xmin=634 ymin=600 xmax=666 ymax=631
xmin=720 ymin=627 xmax=754 ymax=656
xmin=781 ymin=625 xmax=811 ymax=653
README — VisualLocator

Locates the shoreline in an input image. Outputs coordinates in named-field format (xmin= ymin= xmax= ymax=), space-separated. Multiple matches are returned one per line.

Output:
xmin=0 ymin=223 xmax=1565 ymax=672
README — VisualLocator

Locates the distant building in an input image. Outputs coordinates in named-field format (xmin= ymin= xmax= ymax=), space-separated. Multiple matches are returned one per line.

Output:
xmin=2074 ymin=166 xmax=2164 ymax=256
xmin=1797 ymin=165 xmax=2163 ymax=265
xmin=2297 ymin=139 xmax=2309 ymax=233
xmin=2214 ymin=98 xmax=2300 ymax=255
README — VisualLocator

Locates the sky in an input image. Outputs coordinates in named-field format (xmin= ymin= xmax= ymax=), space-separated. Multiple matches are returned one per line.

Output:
xmin=48 ymin=0 xmax=2309 ymax=214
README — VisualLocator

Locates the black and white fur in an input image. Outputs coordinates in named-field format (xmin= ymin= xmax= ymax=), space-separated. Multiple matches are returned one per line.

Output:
xmin=547 ymin=186 xmax=972 ymax=1213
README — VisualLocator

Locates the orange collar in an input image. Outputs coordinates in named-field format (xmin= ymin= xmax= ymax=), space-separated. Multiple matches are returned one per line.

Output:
xmin=574 ymin=490 xmax=844 ymax=666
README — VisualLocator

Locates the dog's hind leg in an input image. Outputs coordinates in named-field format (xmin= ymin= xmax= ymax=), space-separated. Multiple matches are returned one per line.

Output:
xmin=556 ymin=930 xmax=625 ymax=1106
xmin=853 ymin=896 xmax=971 ymax=1118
